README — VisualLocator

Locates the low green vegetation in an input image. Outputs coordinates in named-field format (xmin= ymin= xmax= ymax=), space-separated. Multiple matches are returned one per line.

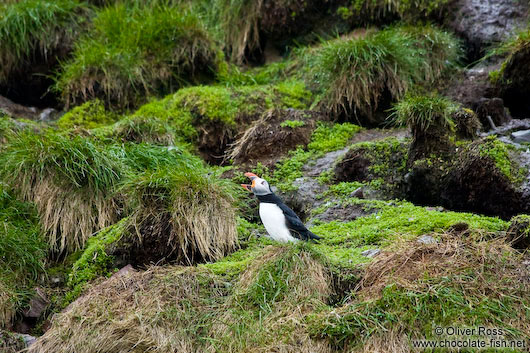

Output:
xmin=65 ymin=219 xmax=127 ymax=305
xmin=270 ymin=123 xmax=361 ymax=191
xmin=57 ymin=99 xmax=117 ymax=130
xmin=55 ymin=1 xmax=219 ymax=108
xmin=0 ymin=186 xmax=46 ymax=327
xmin=300 ymin=25 xmax=460 ymax=123
xmin=0 ymin=0 xmax=90 ymax=84
xmin=478 ymin=136 xmax=527 ymax=184
xmin=339 ymin=0 xmax=452 ymax=23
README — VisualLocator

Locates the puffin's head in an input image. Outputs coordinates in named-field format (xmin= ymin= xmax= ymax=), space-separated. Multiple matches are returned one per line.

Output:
xmin=241 ymin=172 xmax=272 ymax=196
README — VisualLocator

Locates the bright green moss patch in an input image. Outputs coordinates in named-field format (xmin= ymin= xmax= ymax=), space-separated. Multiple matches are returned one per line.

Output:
xmin=128 ymin=81 xmax=312 ymax=149
xmin=65 ymin=219 xmax=127 ymax=305
xmin=56 ymin=1 xmax=219 ymax=108
xmin=342 ymin=0 xmax=451 ymax=23
xmin=0 ymin=0 xmax=90 ymax=83
xmin=280 ymin=120 xmax=306 ymax=129
xmin=57 ymin=99 xmax=118 ymax=130
xmin=309 ymin=200 xmax=507 ymax=268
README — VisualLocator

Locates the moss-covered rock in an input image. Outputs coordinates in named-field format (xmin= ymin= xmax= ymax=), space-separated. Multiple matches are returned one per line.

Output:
xmin=56 ymin=99 xmax=117 ymax=130
xmin=507 ymin=214 xmax=530 ymax=250
xmin=441 ymin=136 xmax=528 ymax=219
xmin=130 ymin=81 xmax=313 ymax=163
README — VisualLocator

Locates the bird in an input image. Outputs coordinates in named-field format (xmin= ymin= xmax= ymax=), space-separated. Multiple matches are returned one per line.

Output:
xmin=241 ymin=172 xmax=321 ymax=243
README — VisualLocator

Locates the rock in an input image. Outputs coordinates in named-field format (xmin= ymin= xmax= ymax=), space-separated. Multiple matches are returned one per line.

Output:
xmin=305 ymin=147 xmax=349 ymax=177
xmin=313 ymin=202 xmax=377 ymax=223
xmin=445 ymin=0 xmax=528 ymax=61
xmin=475 ymin=98 xmax=510 ymax=128
xmin=23 ymin=287 xmax=49 ymax=319
xmin=417 ymin=235 xmax=437 ymax=245
xmin=361 ymin=249 xmax=380 ymax=258
xmin=511 ymin=130 xmax=530 ymax=144
xmin=350 ymin=187 xmax=364 ymax=199
xmin=279 ymin=177 xmax=326 ymax=221
xmin=20 ymin=334 xmax=37 ymax=347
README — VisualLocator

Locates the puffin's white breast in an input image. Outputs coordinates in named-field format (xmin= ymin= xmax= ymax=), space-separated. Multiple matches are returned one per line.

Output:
xmin=259 ymin=203 xmax=298 ymax=243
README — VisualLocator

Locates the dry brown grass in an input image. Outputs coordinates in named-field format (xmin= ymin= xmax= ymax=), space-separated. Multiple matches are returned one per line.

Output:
xmin=0 ymin=282 xmax=15 ymax=329
xmin=19 ymin=176 xmax=118 ymax=254
xmin=29 ymin=245 xmax=336 ymax=352
xmin=125 ymin=168 xmax=239 ymax=265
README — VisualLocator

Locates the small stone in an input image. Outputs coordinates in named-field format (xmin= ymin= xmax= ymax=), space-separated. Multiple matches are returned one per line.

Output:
xmin=417 ymin=235 xmax=437 ymax=245
xmin=20 ymin=334 xmax=37 ymax=347
xmin=361 ymin=249 xmax=380 ymax=258
xmin=23 ymin=287 xmax=49 ymax=319
xmin=350 ymin=187 xmax=364 ymax=199
xmin=408 ymin=217 xmax=415 ymax=222
xmin=511 ymin=129 xmax=530 ymax=143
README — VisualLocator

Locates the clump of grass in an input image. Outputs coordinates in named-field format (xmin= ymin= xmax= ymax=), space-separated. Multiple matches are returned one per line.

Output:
xmin=110 ymin=115 xmax=177 ymax=145
xmin=0 ymin=0 xmax=90 ymax=84
xmin=122 ymin=166 xmax=239 ymax=264
xmin=57 ymin=99 xmax=118 ymax=130
xmin=301 ymin=25 xmax=460 ymax=124
xmin=55 ymin=2 xmax=219 ymax=108
xmin=0 ymin=186 xmax=46 ymax=327
xmin=390 ymin=93 xmax=458 ymax=163
xmin=477 ymin=135 xmax=526 ymax=184
xmin=0 ymin=131 xmax=122 ymax=254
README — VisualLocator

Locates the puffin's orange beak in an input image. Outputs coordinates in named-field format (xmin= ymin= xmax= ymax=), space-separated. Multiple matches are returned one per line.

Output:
xmin=241 ymin=184 xmax=252 ymax=192
xmin=244 ymin=172 xmax=258 ymax=178
xmin=242 ymin=172 xmax=258 ymax=192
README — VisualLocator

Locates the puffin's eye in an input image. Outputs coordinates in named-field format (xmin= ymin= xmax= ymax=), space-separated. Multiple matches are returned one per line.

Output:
xmin=261 ymin=181 xmax=266 ymax=185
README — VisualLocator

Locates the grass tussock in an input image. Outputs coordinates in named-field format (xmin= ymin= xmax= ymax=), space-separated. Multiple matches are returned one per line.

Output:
xmin=0 ymin=0 xmax=90 ymax=84
xmin=56 ymin=2 xmax=219 ymax=109
xmin=309 ymin=233 xmax=530 ymax=349
xmin=301 ymin=25 xmax=460 ymax=124
xmin=110 ymin=115 xmax=177 ymax=145
xmin=29 ymin=244 xmax=336 ymax=353
xmin=123 ymin=167 xmax=239 ymax=264
xmin=0 ymin=131 xmax=122 ymax=254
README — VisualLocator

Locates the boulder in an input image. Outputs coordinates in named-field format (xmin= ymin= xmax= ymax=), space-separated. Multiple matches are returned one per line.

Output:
xmin=23 ymin=287 xmax=49 ymax=319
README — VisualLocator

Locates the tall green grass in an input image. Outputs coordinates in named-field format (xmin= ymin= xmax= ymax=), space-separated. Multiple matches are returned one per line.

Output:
xmin=56 ymin=1 xmax=219 ymax=109
xmin=300 ymin=25 xmax=460 ymax=124
xmin=0 ymin=0 xmax=90 ymax=83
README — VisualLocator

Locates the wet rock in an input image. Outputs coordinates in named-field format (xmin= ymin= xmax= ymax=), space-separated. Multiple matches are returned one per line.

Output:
xmin=417 ymin=235 xmax=437 ymax=245
xmin=313 ymin=202 xmax=376 ymax=223
xmin=511 ymin=130 xmax=530 ymax=144
xmin=305 ymin=147 xmax=349 ymax=177
xmin=350 ymin=187 xmax=364 ymax=199
xmin=445 ymin=0 xmax=528 ymax=61
xmin=501 ymin=45 xmax=530 ymax=118
xmin=361 ymin=249 xmax=380 ymax=258
xmin=23 ymin=287 xmax=49 ymax=319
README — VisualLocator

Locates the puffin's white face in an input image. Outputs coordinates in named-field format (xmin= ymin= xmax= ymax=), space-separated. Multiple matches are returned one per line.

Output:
xmin=241 ymin=172 xmax=272 ymax=196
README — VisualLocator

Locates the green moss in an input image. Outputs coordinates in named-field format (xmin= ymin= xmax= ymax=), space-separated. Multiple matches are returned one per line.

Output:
xmin=309 ymin=199 xmax=507 ymax=268
xmin=345 ymin=0 xmax=451 ymax=23
xmin=57 ymin=99 xmax=118 ymax=130
xmin=280 ymin=120 xmax=306 ymax=129
xmin=129 ymin=80 xmax=312 ymax=147
xmin=65 ymin=219 xmax=127 ymax=305
xmin=271 ymin=123 xmax=361 ymax=191
xmin=478 ymin=136 xmax=526 ymax=184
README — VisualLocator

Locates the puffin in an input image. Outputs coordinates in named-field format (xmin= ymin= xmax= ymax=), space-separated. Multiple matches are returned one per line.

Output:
xmin=241 ymin=172 xmax=320 ymax=242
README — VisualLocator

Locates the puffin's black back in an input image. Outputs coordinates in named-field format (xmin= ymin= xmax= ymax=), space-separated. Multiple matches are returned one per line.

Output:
xmin=256 ymin=193 xmax=321 ymax=241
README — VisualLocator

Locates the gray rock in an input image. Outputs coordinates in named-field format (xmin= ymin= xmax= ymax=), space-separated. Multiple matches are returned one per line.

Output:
xmin=361 ymin=249 xmax=380 ymax=258
xmin=23 ymin=287 xmax=49 ymax=319
xmin=511 ymin=129 xmax=530 ymax=144
xmin=20 ymin=334 xmax=37 ymax=347
xmin=350 ymin=187 xmax=364 ymax=199
xmin=417 ymin=235 xmax=438 ymax=245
